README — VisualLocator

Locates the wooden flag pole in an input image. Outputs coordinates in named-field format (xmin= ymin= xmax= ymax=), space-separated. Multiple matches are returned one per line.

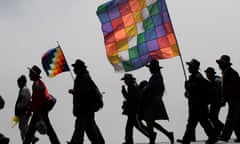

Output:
xmin=164 ymin=0 xmax=187 ymax=81
xmin=178 ymin=47 xmax=188 ymax=81
xmin=56 ymin=41 xmax=75 ymax=81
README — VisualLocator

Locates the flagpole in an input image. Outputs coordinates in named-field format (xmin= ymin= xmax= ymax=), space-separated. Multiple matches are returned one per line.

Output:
xmin=164 ymin=0 xmax=187 ymax=81
xmin=178 ymin=47 xmax=187 ymax=81
xmin=56 ymin=41 xmax=75 ymax=81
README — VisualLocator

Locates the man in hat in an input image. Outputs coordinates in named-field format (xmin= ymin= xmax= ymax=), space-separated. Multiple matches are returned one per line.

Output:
xmin=177 ymin=59 xmax=216 ymax=144
xmin=204 ymin=67 xmax=224 ymax=136
xmin=140 ymin=60 xmax=174 ymax=144
xmin=68 ymin=59 xmax=105 ymax=144
xmin=216 ymin=55 xmax=240 ymax=142
xmin=121 ymin=73 xmax=138 ymax=116
xmin=23 ymin=65 xmax=60 ymax=144
xmin=121 ymin=73 xmax=149 ymax=144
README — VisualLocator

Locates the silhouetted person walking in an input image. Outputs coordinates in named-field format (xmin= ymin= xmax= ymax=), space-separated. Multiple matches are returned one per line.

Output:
xmin=0 ymin=95 xmax=10 ymax=144
xmin=177 ymin=59 xmax=216 ymax=144
xmin=204 ymin=67 xmax=224 ymax=136
xmin=216 ymin=55 xmax=240 ymax=142
xmin=121 ymin=73 xmax=149 ymax=144
xmin=23 ymin=65 xmax=60 ymax=144
xmin=68 ymin=59 xmax=104 ymax=144
xmin=15 ymin=75 xmax=39 ymax=143
xmin=140 ymin=60 xmax=174 ymax=144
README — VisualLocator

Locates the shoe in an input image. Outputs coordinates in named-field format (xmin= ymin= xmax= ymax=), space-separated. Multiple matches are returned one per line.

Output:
xmin=206 ymin=138 xmax=217 ymax=144
xmin=32 ymin=137 xmax=39 ymax=144
xmin=122 ymin=141 xmax=133 ymax=144
xmin=235 ymin=138 xmax=240 ymax=142
xmin=149 ymin=132 xmax=156 ymax=144
xmin=176 ymin=139 xmax=190 ymax=144
xmin=214 ymin=140 xmax=227 ymax=144
xmin=216 ymin=136 xmax=228 ymax=142
xmin=167 ymin=132 xmax=174 ymax=144
xmin=0 ymin=137 xmax=9 ymax=144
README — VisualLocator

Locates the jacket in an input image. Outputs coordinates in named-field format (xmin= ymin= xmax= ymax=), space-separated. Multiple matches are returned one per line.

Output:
xmin=222 ymin=67 xmax=240 ymax=103
xmin=29 ymin=80 xmax=52 ymax=115
xmin=72 ymin=72 xmax=97 ymax=116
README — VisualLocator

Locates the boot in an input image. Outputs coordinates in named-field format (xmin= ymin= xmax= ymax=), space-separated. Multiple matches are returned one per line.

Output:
xmin=167 ymin=132 xmax=174 ymax=144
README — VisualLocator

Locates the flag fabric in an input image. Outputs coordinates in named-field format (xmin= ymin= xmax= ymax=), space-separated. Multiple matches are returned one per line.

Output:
xmin=96 ymin=0 xmax=180 ymax=72
xmin=41 ymin=46 xmax=70 ymax=77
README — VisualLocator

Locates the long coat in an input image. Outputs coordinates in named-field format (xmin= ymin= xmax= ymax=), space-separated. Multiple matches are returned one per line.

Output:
xmin=222 ymin=67 xmax=240 ymax=103
xmin=72 ymin=72 xmax=97 ymax=117
xmin=140 ymin=72 xmax=168 ymax=121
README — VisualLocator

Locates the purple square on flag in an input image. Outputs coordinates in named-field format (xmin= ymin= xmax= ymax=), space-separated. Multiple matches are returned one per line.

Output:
xmin=155 ymin=25 xmax=166 ymax=37
xmin=116 ymin=0 xmax=128 ymax=5
xmin=140 ymin=54 xmax=151 ymax=65
xmin=108 ymin=7 xmax=121 ymax=20
xmin=102 ymin=22 xmax=113 ymax=33
xmin=147 ymin=39 xmax=159 ymax=52
xmin=162 ymin=11 xmax=170 ymax=23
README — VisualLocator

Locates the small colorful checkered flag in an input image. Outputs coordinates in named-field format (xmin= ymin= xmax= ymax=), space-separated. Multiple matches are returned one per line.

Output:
xmin=41 ymin=46 xmax=70 ymax=77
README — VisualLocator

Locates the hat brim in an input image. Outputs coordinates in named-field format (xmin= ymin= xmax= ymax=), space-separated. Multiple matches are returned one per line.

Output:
xmin=204 ymin=70 xmax=216 ymax=74
xmin=71 ymin=63 xmax=87 ymax=69
xmin=186 ymin=62 xmax=197 ymax=67
xmin=216 ymin=60 xmax=232 ymax=65
xmin=186 ymin=62 xmax=191 ymax=65
xmin=145 ymin=65 xmax=163 ymax=68
xmin=145 ymin=65 xmax=150 ymax=68
xmin=27 ymin=67 xmax=41 ymax=78
xmin=71 ymin=64 xmax=77 ymax=67
xmin=216 ymin=60 xmax=221 ymax=64
xmin=121 ymin=77 xmax=136 ymax=80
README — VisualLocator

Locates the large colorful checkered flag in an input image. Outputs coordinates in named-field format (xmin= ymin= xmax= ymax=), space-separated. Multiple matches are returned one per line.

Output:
xmin=96 ymin=0 xmax=180 ymax=72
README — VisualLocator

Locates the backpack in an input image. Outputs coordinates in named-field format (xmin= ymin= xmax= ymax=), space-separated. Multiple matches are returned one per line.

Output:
xmin=89 ymin=77 xmax=104 ymax=112
xmin=92 ymin=86 xmax=104 ymax=112
xmin=44 ymin=95 xmax=56 ymax=112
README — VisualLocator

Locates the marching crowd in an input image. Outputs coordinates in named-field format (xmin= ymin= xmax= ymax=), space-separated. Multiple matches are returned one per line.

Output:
xmin=1 ymin=54 xmax=240 ymax=144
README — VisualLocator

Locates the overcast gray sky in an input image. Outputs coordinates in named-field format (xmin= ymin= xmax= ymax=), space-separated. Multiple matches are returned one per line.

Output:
xmin=0 ymin=0 xmax=240 ymax=143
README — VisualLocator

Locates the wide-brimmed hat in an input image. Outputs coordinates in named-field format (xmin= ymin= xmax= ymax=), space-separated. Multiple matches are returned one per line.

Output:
xmin=204 ymin=67 xmax=216 ymax=74
xmin=71 ymin=59 xmax=87 ymax=69
xmin=121 ymin=73 xmax=136 ymax=81
xmin=27 ymin=65 xmax=42 ymax=78
xmin=186 ymin=59 xmax=200 ymax=69
xmin=216 ymin=55 xmax=232 ymax=65
xmin=145 ymin=60 xmax=162 ymax=69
